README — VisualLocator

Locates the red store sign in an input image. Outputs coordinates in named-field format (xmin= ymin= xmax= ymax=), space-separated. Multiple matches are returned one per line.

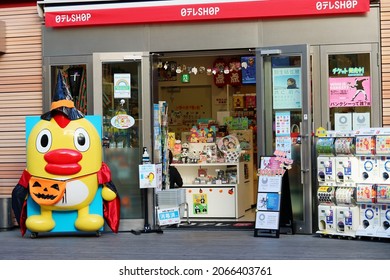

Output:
xmin=42 ymin=0 xmax=370 ymax=28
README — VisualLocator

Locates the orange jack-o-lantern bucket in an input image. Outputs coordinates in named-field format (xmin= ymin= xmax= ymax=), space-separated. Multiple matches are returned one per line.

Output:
xmin=29 ymin=177 xmax=66 ymax=206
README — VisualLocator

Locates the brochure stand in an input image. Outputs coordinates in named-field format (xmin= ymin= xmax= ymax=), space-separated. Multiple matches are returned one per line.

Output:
xmin=254 ymin=155 xmax=293 ymax=238
xmin=131 ymin=163 xmax=164 ymax=235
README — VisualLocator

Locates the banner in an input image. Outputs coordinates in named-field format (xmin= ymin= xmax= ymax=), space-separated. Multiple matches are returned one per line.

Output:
xmin=43 ymin=0 xmax=370 ymax=28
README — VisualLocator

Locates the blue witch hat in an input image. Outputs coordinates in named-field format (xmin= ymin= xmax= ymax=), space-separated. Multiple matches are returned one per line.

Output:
xmin=41 ymin=70 xmax=84 ymax=121
xmin=53 ymin=69 xmax=71 ymax=101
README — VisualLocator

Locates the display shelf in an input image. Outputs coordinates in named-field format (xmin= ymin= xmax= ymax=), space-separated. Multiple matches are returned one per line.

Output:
xmin=172 ymin=161 xmax=252 ymax=219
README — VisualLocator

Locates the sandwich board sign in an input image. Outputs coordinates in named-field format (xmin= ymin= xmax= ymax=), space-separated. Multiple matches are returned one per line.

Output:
xmin=254 ymin=151 xmax=292 ymax=238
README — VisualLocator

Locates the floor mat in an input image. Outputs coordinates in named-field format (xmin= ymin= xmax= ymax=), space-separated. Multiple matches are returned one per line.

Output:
xmin=163 ymin=221 xmax=255 ymax=231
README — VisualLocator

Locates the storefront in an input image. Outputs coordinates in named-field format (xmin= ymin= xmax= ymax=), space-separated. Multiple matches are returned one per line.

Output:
xmin=37 ymin=0 xmax=380 ymax=234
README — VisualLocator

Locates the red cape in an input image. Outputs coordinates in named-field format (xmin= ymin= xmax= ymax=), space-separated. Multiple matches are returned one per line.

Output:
xmin=14 ymin=163 xmax=120 ymax=236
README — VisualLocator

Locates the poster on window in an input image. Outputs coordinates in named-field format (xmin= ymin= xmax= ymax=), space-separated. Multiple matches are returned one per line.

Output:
xmin=329 ymin=77 xmax=371 ymax=107
xmin=275 ymin=111 xmax=291 ymax=136
xmin=114 ymin=73 xmax=131 ymax=98
xmin=334 ymin=113 xmax=352 ymax=132
xmin=272 ymin=68 xmax=302 ymax=109
xmin=241 ymin=56 xmax=256 ymax=84
xmin=353 ymin=112 xmax=370 ymax=130
xmin=275 ymin=137 xmax=292 ymax=159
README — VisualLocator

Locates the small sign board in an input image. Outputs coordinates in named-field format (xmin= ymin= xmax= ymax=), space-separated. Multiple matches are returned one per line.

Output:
xmin=139 ymin=163 xmax=162 ymax=189
xmin=254 ymin=152 xmax=293 ymax=238
xmin=157 ymin=207 xmax=180 ymax=226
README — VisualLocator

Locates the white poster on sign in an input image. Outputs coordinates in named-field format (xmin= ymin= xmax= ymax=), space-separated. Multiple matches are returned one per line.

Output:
xmin=255 ymin=211 xmax=280 ymax=230
xmin=353 ymin=112 xmax=370 ymax=130
xmin=258 ymin=175 xmax=282 ymax=193
xmin=157 ymin=207 xmax=180 ymax=226
xmin=334 ymin=113 xmax=352 ymax=131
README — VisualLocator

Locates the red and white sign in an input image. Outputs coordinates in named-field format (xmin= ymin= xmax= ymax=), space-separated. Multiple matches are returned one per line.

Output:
xmin=43 ymin=0 xmax=370 ymax=28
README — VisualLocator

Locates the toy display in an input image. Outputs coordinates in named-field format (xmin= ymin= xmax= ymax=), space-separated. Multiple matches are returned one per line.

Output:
xmin=316 ymin=127 xmax=390 ymax=239
xmin=12 ymin=71 xmax=120 ymax=237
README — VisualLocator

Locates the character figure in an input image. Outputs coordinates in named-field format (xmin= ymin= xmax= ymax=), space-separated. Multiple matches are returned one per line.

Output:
xmin=12 ymin=71 xmax=120 ymax=237
xmin=147 ymin=172 xmax=155 ymax=185
xmin=350 ymin=78 xmax=368 ymax=101
xmin=180 ymin=142 xmax=190 ymax=163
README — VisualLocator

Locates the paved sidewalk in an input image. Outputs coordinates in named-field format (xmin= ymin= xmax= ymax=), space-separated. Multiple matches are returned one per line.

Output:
xmin=0 ymin=228 xmax=389 ymax=260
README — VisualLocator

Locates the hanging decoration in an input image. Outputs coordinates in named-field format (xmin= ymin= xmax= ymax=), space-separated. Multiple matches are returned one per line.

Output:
xmin=213 ymin=58 xmax=226 ymax=88
xmin=228 ymin=58 xmax=242 ymax=87
xmin=156 ymin=57 xmax=246 ymax=87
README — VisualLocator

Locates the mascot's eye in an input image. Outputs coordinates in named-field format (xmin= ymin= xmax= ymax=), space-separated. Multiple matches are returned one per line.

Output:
xmin=36 ymin=129 xmax=52 ymax=153
xmin=74 ymin=128 xmax=90 ymax=152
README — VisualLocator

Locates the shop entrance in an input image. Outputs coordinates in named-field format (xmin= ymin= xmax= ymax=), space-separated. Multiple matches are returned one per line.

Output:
xmin=256 ymin=45 xmax=313 ymax=234
xmin=155 ymin=48 xmax=314 ymax=229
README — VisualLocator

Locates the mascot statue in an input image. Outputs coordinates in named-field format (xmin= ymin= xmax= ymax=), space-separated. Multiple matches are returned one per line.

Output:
xmin=12 ymin=71 xmax=120 ymax=237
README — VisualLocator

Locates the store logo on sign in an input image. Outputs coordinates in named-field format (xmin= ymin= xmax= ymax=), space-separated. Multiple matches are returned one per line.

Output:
xmin=111 ymin=114 xmax=135 ymax=129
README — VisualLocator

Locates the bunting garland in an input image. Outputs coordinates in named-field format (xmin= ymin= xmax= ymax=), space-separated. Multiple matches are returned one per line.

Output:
xmin=158 ymin=57 xmax=246 ymax=87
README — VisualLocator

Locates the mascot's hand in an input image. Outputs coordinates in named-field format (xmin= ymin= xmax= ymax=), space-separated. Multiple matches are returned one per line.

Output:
xmin=102 ymin=185 xmax=117 ymax=201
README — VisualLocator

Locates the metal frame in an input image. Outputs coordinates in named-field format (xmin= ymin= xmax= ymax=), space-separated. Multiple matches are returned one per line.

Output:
xmin=256 ymin=44 xmax=313 ymax=234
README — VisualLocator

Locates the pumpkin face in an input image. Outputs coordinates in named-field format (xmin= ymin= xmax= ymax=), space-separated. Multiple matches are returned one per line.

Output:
xmin=29 ymin=177 xmax=66 ymax=206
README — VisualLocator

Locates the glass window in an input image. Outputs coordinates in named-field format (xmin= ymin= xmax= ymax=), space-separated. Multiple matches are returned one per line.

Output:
xmin=51 ymin=65 xmax=87 ymax=115
xmin=328 ymin=53 xmax=371 ymax=130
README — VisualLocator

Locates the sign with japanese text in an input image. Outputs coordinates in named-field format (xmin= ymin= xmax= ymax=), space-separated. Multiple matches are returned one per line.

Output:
xmin=157 ymin=207 xmax=181 ymax=226
xmin=275 ymin=111 xmax=291 ymax=136
xmin=272 ymin=67 xmax=302 ymax=109
xmin=43 ymin=0 xmax=370 ymax=28
xmin=329 ymin=77 xmax=371 ymax=107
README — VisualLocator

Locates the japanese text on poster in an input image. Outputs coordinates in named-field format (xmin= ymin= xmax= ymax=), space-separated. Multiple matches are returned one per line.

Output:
xmin=272 ymin=68 xmax=302 ymax=109
xmin=329 ymin=77 xmax=371 ymax=107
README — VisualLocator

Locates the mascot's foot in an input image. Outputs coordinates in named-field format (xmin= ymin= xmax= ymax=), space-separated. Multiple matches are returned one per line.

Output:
xmin=26 ymin=215 xmax=55 ymax=232
xmin=75 ymin=214 xmax=104 ymax=232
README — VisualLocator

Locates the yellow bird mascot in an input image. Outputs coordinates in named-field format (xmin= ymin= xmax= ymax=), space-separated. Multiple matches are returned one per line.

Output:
xmin=12 ymin=72 xmax=120 ymax=237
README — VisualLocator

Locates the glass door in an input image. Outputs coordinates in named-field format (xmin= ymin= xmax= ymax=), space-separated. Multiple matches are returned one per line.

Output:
xmin=93 ymin=52 xmax=153 ymax=231
xmin=256 ymin=45 xmax=313 ymax=234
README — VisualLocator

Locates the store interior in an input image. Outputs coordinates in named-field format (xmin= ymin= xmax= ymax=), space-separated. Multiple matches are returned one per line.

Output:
xmin=156 ymin=53 xmax=259 ymax=222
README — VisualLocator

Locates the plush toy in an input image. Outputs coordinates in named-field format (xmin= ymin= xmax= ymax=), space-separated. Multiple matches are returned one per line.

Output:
xmin=12 ymin=71 xmax=120 ymax=237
